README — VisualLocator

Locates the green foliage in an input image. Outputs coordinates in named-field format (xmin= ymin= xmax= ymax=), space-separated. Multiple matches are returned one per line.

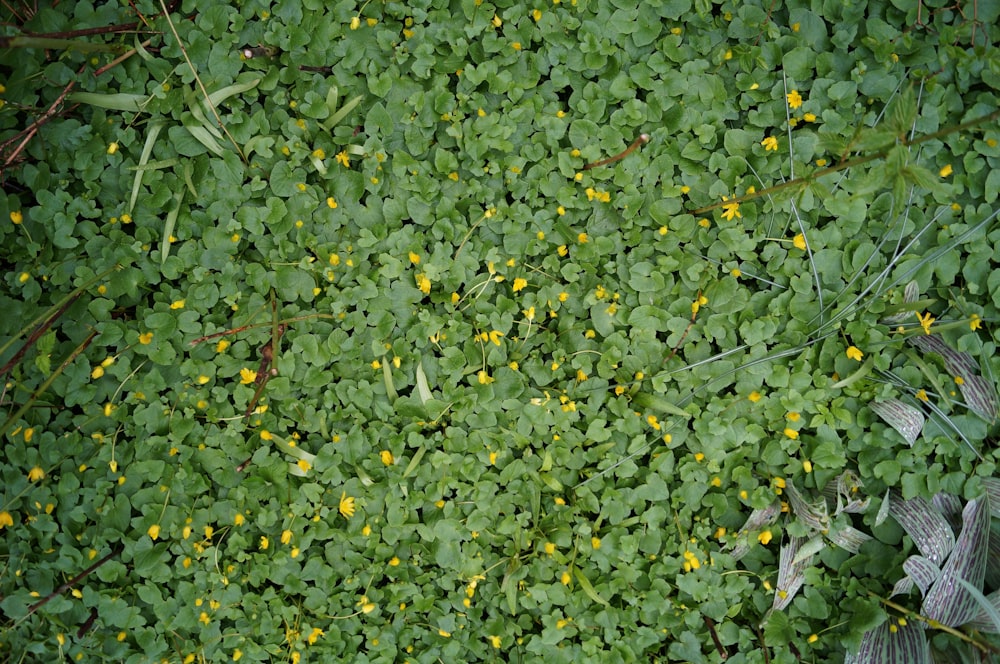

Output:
xmin=1 ymin=0 xmax=999 ymax=662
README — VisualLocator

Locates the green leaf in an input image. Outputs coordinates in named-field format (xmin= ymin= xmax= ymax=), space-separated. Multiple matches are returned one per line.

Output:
xmin=67 ymin=91 xmax=149 ymax=112
xmin=573 ymin=568 xmax=610 ymax=607
xmin=129 ymin=121 xmax=165 ymax=213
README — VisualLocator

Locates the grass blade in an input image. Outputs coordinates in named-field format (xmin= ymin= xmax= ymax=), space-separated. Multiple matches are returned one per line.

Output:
xmin=129 ymin=120 xmax=164 ymax=213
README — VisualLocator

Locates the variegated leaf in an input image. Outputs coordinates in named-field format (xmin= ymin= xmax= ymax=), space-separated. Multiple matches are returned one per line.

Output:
xmin=730 ymin=500 xmax=781 ymax=561
xmin=888 ymin=491 xmax=955 ymax=565
xmin=848 ymin=619 xmax=930 ymax=664
xmin=786 ymin=481 xmax=828 ymax=532
xmin=870 ymin=398 xmax=924 ymax=445
xmin=828 ymin=524 xmax=872 ymax=554
xmin=889 ymin=576 xmax=914 ymax=598
xmin=965 ymin=587 xmax=1000 ymax=634
xmin=902 ymin=555 xmax=941 ymax=597
xmin=772 ymin=536 xmax=811 ymax=612
xmin=922 ymin=498 xmax=990 ymax=627
xmin=957 ymin=373 xmax=998 ymax=422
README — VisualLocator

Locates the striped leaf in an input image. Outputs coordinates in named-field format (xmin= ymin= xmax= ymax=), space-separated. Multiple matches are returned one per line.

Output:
xmin=847 ymin=620 xmax=930 ymax=664
xmin=901 ymin=555 xmax=941 ymax=597
xmin=922 ymin=498 xmax=990 ymax=627
xmin=887 ymin=492 xmax=955 ymax=566
xmin=772 ymin=536 xmax=811 ymax=612
xmin=870 ymin=398 xmax=924 ymax=445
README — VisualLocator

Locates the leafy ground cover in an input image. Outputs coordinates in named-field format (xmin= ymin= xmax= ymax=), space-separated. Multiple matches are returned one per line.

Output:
xmin=2 ymin=0 xmax=1000 ymax=661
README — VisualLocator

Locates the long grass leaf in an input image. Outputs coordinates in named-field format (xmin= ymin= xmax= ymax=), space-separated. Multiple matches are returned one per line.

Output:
xmin=415 ymin=360 xmax=433 ymax=405
xmin=323 ymin=94 xmax=363 ymax=130
xmin=184 ymin=124 xmax=225 ymax=156
xmin=130 ymin=121 xmax=164 ymax=213
xmin=160 ymin=190 xmax=184 ymax=265
xmin=573 ymin=568 xmax=610 ymax=607
xmin=205 ymin=77 xmax=261 ymax=108
xmin=67 ymin=91 xmax=147 ymax=111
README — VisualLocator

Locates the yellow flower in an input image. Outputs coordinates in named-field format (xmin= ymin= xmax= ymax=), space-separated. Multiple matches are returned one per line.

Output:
xmin=27 ymin=466 xmax=45 ymax=482
xmin=969 ymin=314 xmax=982 ymax=331
xmin=336 ymin=151 xmax=350 ymax=167
xmin=281 ymin=529 xmax=292 ymax=545
xmin=591 ymin=536 xmax=601 ymax=550
xmin=107 ymin=142 xmax=119 ymax=155
xmin=916 ymin=311 xmax=934 ymax=335
xmin=326 ymin=197 xmax=338 ymax=209
xmin=939 ymin=164 xmax=953 ymax=177
xmin=259 ymin=536 xmax=269 ymax=550
xmin=783 ymin=428 xmax=799 ymax=440
xmin=389 ymin=556 xmax=400 ymax=566
xmin=408 ymin=251 xmax=420 ymax=265
xmin=233 ymin=649 xmax=243 ymax=661
xmin=803 ymin=112 xmax=817 ymax=122
xmin=339 ymin=492 xmax=356 ymax=518
xmin=148 ymin=524 xmax=161 ymax=540
xmin=721 ymin=197 xmax=741 ymax=221
xmin=139 ymin=332 xmax=154 ymax=345
xmin=312 ymin=148 xmax=326 ymax=160
xmin=803 ymin=459 xmax=813 ymax=473
xmin=489 ymin=635 xmax=502 ymax=648
xmin=307 ymin=627 xmax=324 ymax=644
xmin=786 ymin=89 xmax=803 ymax=109
xmin=561 ymin=570 xmax=572 ymax=585
xmin=792 ymin=233 xmax=806 ymax=250
xmin=748 ymin=391 xmax=762 ymax=403
xmin=350 ymin=16 xmax=361 ymax=30
xmin=0 ymin=511 xmax=14 ymax=529
xmin=477 ymin=370 xmax=495 ymax=385
xmin=415 ymin=273 xmax=431 ymax=295
xmin=239 ymin=368 xmax=257 ymax=384
xmin=761 ymin=136 xmax=778 ymax=151
xmin=846 ymin=346 xmax=863 ymax=361
xmin=10 ymin=210 xmax=23 ymax=224
xmin=512 ymin=277 xmax=527 ymax=292
xmin=91 ymin=366 xmax=105 ymax=380
xmin=758 ymin=530 xmax=773 ymax=545
xmin=380 ymin=450 xmax=394 ymax=466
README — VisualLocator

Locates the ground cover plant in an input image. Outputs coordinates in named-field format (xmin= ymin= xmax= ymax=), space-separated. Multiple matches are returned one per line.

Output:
xmin=2 ymin=0 xmax=1000 ymax=661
